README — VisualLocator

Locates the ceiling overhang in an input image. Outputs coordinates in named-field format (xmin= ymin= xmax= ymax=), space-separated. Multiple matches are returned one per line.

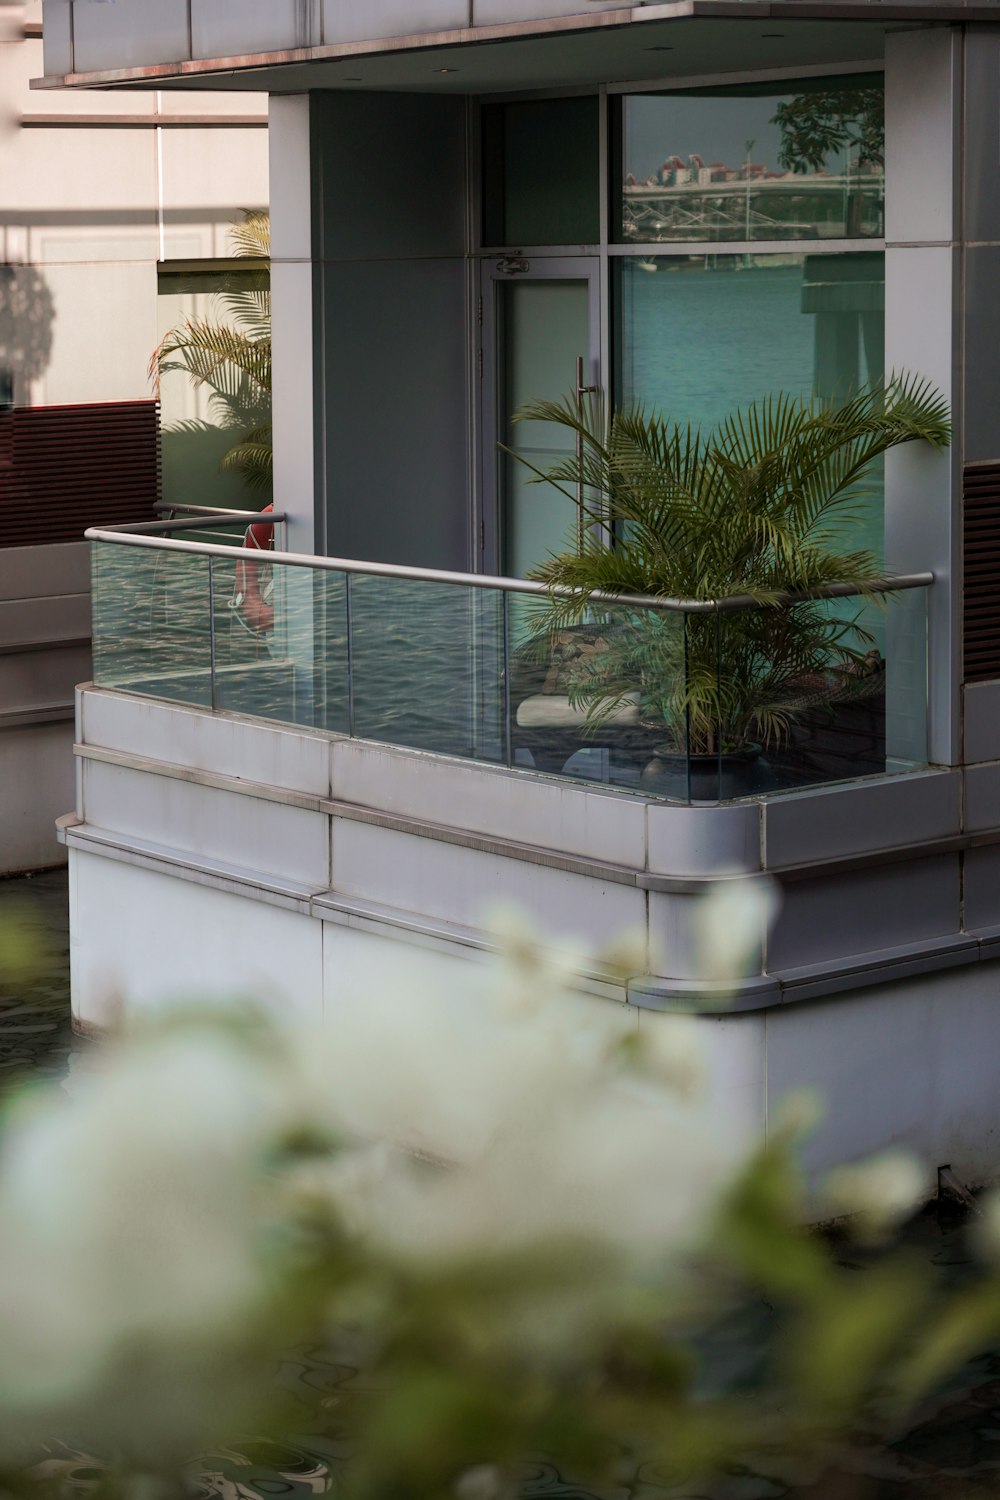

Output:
xmin=31 ymin=0 xmax=993 ymax=95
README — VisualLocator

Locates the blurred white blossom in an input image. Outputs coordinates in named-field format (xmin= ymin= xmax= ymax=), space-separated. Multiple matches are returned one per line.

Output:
xmin=290 ymin=915 xmax=732 ymax=1266
xmin=770 ymin=1089 xmax=824 ymax=1143
xmin=693 ymin=877 xmax=781 ymax=982
xmin=0 ymin=908 xmax=742 ymax=1462
xmin=971 ymin=1187 xmax=1000 ymax=1262
xmin=0 ymin=1026 xmax=294 ymax=1457
xmin=823 ymin=1151 xmax=926 ymax=1239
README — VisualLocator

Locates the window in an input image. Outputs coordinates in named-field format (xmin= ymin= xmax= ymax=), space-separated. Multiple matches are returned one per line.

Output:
xmin=482 ymin=97 xmax=601 ymax=248
xmin=620 ymin=75 xmax=884 ymax=244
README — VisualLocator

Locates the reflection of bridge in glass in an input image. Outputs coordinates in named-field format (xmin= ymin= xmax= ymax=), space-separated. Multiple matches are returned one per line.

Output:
xmin=624 ymin=173 xmax=885 ymax=240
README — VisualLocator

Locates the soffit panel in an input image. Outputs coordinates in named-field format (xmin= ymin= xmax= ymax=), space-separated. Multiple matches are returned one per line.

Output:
xmin=37 ymin=9 xmax=965 ymax=94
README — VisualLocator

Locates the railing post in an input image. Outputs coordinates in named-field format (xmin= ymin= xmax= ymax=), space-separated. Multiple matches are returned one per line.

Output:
xmin=345 ymin=572 xmax=356 ymax=738
xmin=683 ymin=612 xmax=691 ymax=805
xmin=502 ymin=589 xmax=513 ymax=768
xmin=207 ymin=555 xmax=218 ymax=712
xmin=714 ymin=608 xmax=723 ymax=805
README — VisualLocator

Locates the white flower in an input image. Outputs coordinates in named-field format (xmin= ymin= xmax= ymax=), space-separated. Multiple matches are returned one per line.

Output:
xmin=455 ymin=1465 xmax=516 ymax=1500
xmin=304 ymin=948 xmax=731 ymax=1266
xmin=770 ymin=1088 xmax=824 ymax=1142
xmin=970 ymin=1188 xmax=1000 ymax=1263
xmin=823 ymin=1151 xmax=926 ymax=1238
xmin=693 ymin=877 xmax=781 ymax=983
xmin=632 ymin=1013 xmax=706 ymax=1099
xmin=0 ymin=909 xmax=758 ymax=1458
xmin=0 ymin=1025 xmax=291 ymax=1447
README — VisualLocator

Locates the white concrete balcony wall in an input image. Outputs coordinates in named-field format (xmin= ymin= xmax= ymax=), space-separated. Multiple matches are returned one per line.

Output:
xmin=61 ymin=684 xmax=1000 ymax=1201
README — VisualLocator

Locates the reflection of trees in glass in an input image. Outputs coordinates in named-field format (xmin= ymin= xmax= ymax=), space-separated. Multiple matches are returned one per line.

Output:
xmin=151 ymin=211 xmax=271 ymax=495
xmin=0 ymin=265 xmax=55 ymax=404
xmin=772 ymin=89 xmax=884 ymax=172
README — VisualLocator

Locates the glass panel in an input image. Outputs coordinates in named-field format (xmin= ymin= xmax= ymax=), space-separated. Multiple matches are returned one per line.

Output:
xmin=885 ymin=586 xmax=929 ymax=771
xmin=501 ymin=279 xmax=590 ymax=577
xmin=482 ymin=97 xmax=600 ymax=248
xmin=91 ymin=542 xmax=213 ymax=708
xmin=710 ymin=591 xmax=893 ymax=798
xmin=208 ymin=554 xmax=345 ymax=731
xmin=617 ymin=251 xmax=886 ymax=606
xmin=348 ymin=576 xmax=505 ymax=763
xmin=621 ymin=75 xmax=884 ymax=244
xmin=90 ymin=540 xmax=929 ymax=805
xmin=618 ymin=251 xmax=884 ymax=423
xmin=507 ymin=593 xmax=695 ymax=799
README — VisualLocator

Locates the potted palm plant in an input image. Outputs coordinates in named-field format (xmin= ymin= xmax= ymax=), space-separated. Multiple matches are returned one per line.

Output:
xmin=512 ymin=379 xmax=950 ymax=798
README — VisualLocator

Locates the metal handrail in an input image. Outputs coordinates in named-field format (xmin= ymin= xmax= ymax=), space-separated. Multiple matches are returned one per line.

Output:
xmin=85 ymin=525 xmax=933 ymax=615
xmin=97 ymin=513 xmax=288 ymax=536
xmin=153 ymin=503 xmax=286 ymax=519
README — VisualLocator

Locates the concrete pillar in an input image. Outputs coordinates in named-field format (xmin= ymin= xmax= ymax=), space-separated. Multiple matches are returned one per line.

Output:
xmin=883 ymin=28 xmax=962 ymax=767
xmin=269 ymin=94 xmax=319 ymax=556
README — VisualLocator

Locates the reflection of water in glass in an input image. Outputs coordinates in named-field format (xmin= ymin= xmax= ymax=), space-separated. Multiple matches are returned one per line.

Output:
xmin=621 ymin=262 xmax=814 ymax=431
xmin=620 ymin=258 xmax=886 ymax=651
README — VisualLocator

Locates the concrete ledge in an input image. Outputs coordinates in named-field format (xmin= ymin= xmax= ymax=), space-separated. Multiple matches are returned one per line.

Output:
xmin=628 ymin=973 xmax=782 ymax=1011
xmin=762 ymin=769 xmax=962 ymax=869
xmin=0 ymin=703 xmax=74 ymax=729
xmin=60 ymin=815 xmax=1000 ymax=1015
xmin=73 ymin=733 xmax=996 ymax=891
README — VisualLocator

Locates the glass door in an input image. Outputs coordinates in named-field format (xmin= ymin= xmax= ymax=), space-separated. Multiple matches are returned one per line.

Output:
xmin=480 ymin=258 xmax=601 ymax=578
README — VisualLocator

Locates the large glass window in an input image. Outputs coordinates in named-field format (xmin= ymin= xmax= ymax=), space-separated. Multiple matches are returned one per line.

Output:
xmin=482 ymin=97 xmax=600 ymax=248
xmin=617 ymin=250 xmax=885 ymax=557
xmin=620 ymin=75 xmax=884 ymax=243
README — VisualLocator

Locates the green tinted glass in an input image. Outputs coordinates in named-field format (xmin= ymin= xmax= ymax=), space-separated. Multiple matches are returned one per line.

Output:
xmin=91 ymin=542 xmax=213 ymax=708
xmin=483 ymin=97 xmax=600 ymax=247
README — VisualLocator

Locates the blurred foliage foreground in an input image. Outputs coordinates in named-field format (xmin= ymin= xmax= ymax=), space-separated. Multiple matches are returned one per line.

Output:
xmin=1 ymin=888 xmax=1000 ymax=1500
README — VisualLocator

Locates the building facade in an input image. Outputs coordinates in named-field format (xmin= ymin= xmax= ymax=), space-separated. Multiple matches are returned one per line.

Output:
xmin=37 ymin=0 xmax=1000 ymax=1197
xmin=0 ymin=0 xmax=268 ymax=874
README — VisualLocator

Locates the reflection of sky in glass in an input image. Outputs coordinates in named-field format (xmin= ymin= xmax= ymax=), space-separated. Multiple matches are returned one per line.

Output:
xmin=627 ymin=96 xmax=804 ymax=183
xmin=622 ymin=84 xmax=884 ymax=243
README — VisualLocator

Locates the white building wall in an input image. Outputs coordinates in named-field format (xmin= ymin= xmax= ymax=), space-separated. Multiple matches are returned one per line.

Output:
xmin=1 ymin=4 xmax=268 ymax=410
xmin=0 ymin=1 xmax=269 ymax=872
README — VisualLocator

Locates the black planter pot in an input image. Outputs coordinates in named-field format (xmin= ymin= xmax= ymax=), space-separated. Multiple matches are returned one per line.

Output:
xmin=639 ymin=745 xmax=765 ymax=802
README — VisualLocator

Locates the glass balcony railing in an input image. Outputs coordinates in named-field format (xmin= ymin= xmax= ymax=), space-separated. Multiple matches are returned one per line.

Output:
xmin=88 ymin=516 xmax=932 ymax=806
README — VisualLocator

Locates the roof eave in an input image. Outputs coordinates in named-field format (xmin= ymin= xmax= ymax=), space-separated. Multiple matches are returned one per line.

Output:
xmin=30 ymin=0 xmax=994 ymax=91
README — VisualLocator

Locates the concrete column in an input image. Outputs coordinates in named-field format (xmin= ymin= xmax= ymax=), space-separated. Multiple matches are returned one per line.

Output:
xmin=269 ymin=94 xmax=319 ymax=555
xmin=883 ymin=28 xmax=962 ymax=767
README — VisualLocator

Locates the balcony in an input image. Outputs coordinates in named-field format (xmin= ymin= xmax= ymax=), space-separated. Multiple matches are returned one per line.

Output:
xmin=65 ymin=511 xmax=1000 ymax=1192
xmin=87 ymin=512 xmax=932 ymax=808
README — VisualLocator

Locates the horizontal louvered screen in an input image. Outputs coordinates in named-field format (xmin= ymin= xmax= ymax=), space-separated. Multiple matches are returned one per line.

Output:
xmin=0 ymin=400 xmax=160 ymax=549
xmin=965 ymin=461 xmax=1000 ymax=682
